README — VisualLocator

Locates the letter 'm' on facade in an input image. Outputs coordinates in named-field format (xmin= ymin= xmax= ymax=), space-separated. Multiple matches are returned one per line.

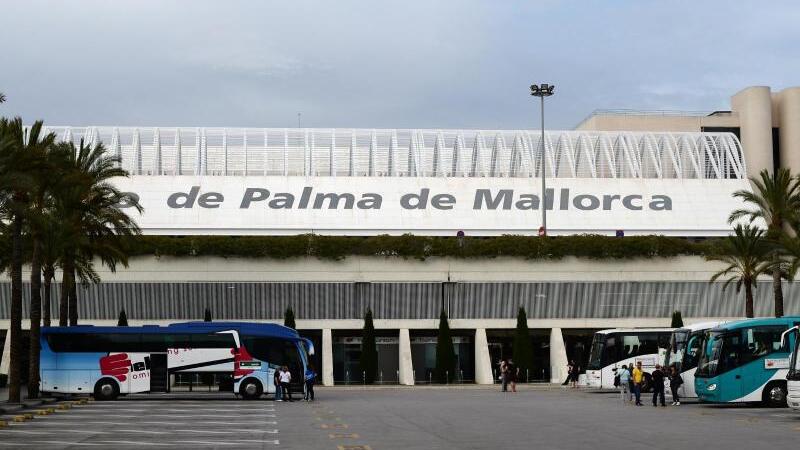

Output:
xmin=473 ymin=189 xmax=513 ymax=210
xmin=240 ymin=188 xmax=270 ymax=208
xmin=357 ymin=194 xmax=383 ymax=209
xmin=622 ymin=195 xmax=643 ymax=210
xmin=167 ymin=186 xmax=200 ymax=208
xmin=649 ymin=195 xmax=672 ymax=211
xmin=313 ymin=193 xmax=356 ymax=209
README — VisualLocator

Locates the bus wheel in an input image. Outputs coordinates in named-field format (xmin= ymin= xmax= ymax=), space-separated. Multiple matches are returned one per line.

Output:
xmin=93 ymin=378 xmax=120 ymax=401
xmin=763 ymin=382 xmax=787 ymax=407
xmin=240 ymin=379 xmax=263 ymax=400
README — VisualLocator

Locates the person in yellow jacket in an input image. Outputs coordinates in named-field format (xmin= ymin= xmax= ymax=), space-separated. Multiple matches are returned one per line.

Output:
xmin=632 ymin=361 xmax=644 ymax=406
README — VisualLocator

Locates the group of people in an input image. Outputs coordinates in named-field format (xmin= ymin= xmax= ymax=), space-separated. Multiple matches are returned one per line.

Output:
xmin=615 ymin=361 xmax=683 ymax=407
xmin=498 ymin=359 xmax=519 ymax=392
xmin=272 ymin=364 xmax=317 ymax=402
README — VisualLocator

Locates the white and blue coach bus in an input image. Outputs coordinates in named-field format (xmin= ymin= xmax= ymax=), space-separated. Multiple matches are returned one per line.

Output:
xmin=695 ymin=317 xmax=800 ymax=407
xmin=40 ymin=322 xmax=314 ymax=400
xmin=586 ymin=328 xmax=673 ymax=390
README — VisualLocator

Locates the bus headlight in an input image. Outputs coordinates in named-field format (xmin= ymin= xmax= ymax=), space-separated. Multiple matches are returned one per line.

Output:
xmin=707 ymin=384 xmax=717 ymax=391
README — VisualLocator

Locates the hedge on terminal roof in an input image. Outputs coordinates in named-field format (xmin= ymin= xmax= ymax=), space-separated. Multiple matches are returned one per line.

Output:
xmin=126 ymin=234 xmax=714 ymax=261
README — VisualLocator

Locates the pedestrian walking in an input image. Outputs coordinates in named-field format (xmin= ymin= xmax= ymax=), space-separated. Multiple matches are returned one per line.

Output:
xmin=617 ymin=365 xmax=632 ymax=404
xmin=570 ymin=361 xmax=580 ymax=388
xmin=499 ymin=359 xmax=508 ymax=392
xmin=280 ymin=365 xmax=293 ymax=402
xmin=274 ymin=367 xmax=283 ymax=401
xmin=304 ymin=363 xmax=317 ymax=402
xmin=651 ymin=364 xmax=666 ymax=407
xmin=632 ymin=361 xmax=644 ymax=406
xmin=669 ymin=365 xmax=683 ymax=406
xmin=507 ymin=359 xmax=518 ymax=393
xmin=562 ymin=361 xmax=573 ymax=386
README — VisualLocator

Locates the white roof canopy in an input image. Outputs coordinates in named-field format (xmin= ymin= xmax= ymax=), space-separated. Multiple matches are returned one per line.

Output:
xmin=45 ymin=127 xmax=746 ymax=180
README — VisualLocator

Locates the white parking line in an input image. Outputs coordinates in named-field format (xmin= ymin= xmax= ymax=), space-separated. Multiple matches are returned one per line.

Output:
xmin=113 ymin=429 xmax=279 ymax=435
xmin=18 ymin=420 xmax=278 ymax=426
xmin=57 ymin=413 xmax=276 ymax=418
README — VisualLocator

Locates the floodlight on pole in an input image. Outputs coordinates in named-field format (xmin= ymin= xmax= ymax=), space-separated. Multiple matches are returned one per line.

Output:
xmin=530 ymin=83 xmax=555 ymax=236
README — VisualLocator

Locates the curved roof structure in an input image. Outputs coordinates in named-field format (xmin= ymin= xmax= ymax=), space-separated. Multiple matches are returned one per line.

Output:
xmin=45 ymin=126 xmax=746 ymax=180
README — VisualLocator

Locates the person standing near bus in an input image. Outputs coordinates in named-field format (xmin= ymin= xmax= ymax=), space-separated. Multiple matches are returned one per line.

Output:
xmin=651 ymin=364 xmax=666 ymax=407
xmin=304 ymin=363 xmax=317 ymax=402
xmin=617 ymin=365 xmax=631 ymax=404
xmin=280 ymin=365 xmax=293 ymax=402
xmin=669 ymin=365 xmax=683 ymax=406
xmin=273 ymin=367 xmax=283 ymax=401
xmin=632 ymin=361 xmax=644 ymax=406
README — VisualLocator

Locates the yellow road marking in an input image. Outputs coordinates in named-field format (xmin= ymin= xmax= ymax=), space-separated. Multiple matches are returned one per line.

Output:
xmin=337 ymin=446 xmax=372 ymax=450
xmin=329 ymin=433 xmax=360 ymax=439
xmin=320 ymin=423 xmax=349 ymax=430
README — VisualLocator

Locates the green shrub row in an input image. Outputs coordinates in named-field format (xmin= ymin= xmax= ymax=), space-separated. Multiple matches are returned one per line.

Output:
xmin=126 ymin=234 xmax=717 ymax=261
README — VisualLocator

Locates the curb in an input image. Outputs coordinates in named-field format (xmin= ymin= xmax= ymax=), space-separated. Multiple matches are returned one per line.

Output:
xmin=0 ymin=395 xmax=77 ymax=415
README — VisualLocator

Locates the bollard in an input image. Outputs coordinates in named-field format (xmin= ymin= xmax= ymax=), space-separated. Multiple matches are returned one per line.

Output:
xmin=428 ymin=372 xmax=432 ymax=384
xmin=527 ymin=369 xmax=529 ymax=383
xmin=362 ymin=371 xmax=366 ymax=386
xmin=346 ymin=371 xmax=349 ymax=385
xmin=446 ymin=370 xmax=449 ymax=385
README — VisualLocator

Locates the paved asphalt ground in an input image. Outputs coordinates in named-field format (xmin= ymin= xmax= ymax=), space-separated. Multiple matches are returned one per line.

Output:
xmin=2 ymin=386 xmax=800 ymax=449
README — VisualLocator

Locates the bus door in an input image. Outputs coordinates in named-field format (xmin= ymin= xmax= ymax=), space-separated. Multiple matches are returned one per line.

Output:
xmin=149 ymin=354 xmax=169 ymax=393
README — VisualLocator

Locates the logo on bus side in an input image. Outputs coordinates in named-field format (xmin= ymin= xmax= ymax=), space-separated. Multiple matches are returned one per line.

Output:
xmin=99 ymin=353 xmax=151 ymax=382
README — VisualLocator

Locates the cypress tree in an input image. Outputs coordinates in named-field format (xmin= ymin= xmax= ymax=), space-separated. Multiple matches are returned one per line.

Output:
xmin=204 ymin=308 xmax=212 ymax=322
xmin=671 ymin=310 xmax=684 ymax=328
xmin=284 ymin=306 xmax=296 ymax=329
xmin=359 ymin=308 xmax=378 ymax=384
xmin=435 ymin=309 xmax=456 ymax=383
xmin=512 ymin=306 xmax=533 ymax=382
xmin=117 ymin=309 xmax=128 ymax=327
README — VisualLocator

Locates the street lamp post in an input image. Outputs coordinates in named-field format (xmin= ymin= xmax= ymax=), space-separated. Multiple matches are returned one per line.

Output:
xmin=530 ymin=83 xmax=555 ymax=236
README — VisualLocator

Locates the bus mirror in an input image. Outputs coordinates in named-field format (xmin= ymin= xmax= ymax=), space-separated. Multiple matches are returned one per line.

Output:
xmin=781 ymin=326 xmax=799 ymax=347
xmin=303 ymin=338 xmax=315 ymax=356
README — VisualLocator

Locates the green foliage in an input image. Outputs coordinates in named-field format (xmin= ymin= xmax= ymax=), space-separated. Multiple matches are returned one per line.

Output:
xmin=127 ymin=234 xmax=710 ymax=261
xmin=203 ymin=308 xmax=212 ymax=322
xmin=435 ymin=309 xmax=456 ymax=383
xmin=117 ymin=309 xmax=128 ymax=327
xmin=670 ymin=310 xmax=683 ymax=328
xmin=359 ymin=308 xmax=378 ymax=384
xmin=283 ymin=306 xmax=296 ymax=329
xmin=512 ymin=307 xmax=533 ymax=380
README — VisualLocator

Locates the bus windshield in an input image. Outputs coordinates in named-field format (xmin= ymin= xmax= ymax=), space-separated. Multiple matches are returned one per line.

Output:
xmin=695 ymin=331 xmax=721 ymax=377
xmin=587 ymin=334 xmax=604 ymax=370
xmin=664 ymin=330 xmax=689 ymax=369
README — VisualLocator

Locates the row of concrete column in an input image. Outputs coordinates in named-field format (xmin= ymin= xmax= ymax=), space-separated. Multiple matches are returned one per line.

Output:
xmin=318 ymin=327 xmax=569 ymax=386
xmin=734 ymin=86 xmax=800 ymax=177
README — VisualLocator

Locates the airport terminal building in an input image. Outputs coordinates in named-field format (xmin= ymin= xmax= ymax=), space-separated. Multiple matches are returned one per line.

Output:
xmin=3 ymin=85 xmax=800 ymax=387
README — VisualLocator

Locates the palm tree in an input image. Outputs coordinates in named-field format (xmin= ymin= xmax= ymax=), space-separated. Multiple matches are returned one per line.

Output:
xmin=729 ymin=168 xmax=800 ymax=317
xmin=706 ymin=224 xmax=777 ymax=318
xmin=0 ymin=93 xmax=6 ymax=103
xmin=50 ymin=140 xmax=142 ymax=325
xmin=0 ymin=118 xmax=51 ymax=403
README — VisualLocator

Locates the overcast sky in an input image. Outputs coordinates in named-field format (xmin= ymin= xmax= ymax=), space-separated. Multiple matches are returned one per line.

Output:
xmin=1 ymin=1 xmax=798 ymax=130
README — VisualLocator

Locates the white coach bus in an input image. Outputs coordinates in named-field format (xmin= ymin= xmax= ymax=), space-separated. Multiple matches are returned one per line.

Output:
xmin=586 ymin=328 xmax=673 ymax=390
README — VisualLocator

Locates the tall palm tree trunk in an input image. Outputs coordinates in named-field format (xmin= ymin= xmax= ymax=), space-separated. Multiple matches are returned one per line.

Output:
xmin=773 ymin=269 xmax=784 ymax=317
xmin=69 ymin=268 xmax=78 ymax=326
xmin=745 ymin=280 xmax=755 ymax=319
xmin=43 ymin=266 xmax=53 ymax=327
xmin=58 ymin=258 xmax=73 ymax=327
xmin=8 ymin=216 xmax=23 ymax=404
xmin=27 ymin=241 xmax=42 ymax=399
